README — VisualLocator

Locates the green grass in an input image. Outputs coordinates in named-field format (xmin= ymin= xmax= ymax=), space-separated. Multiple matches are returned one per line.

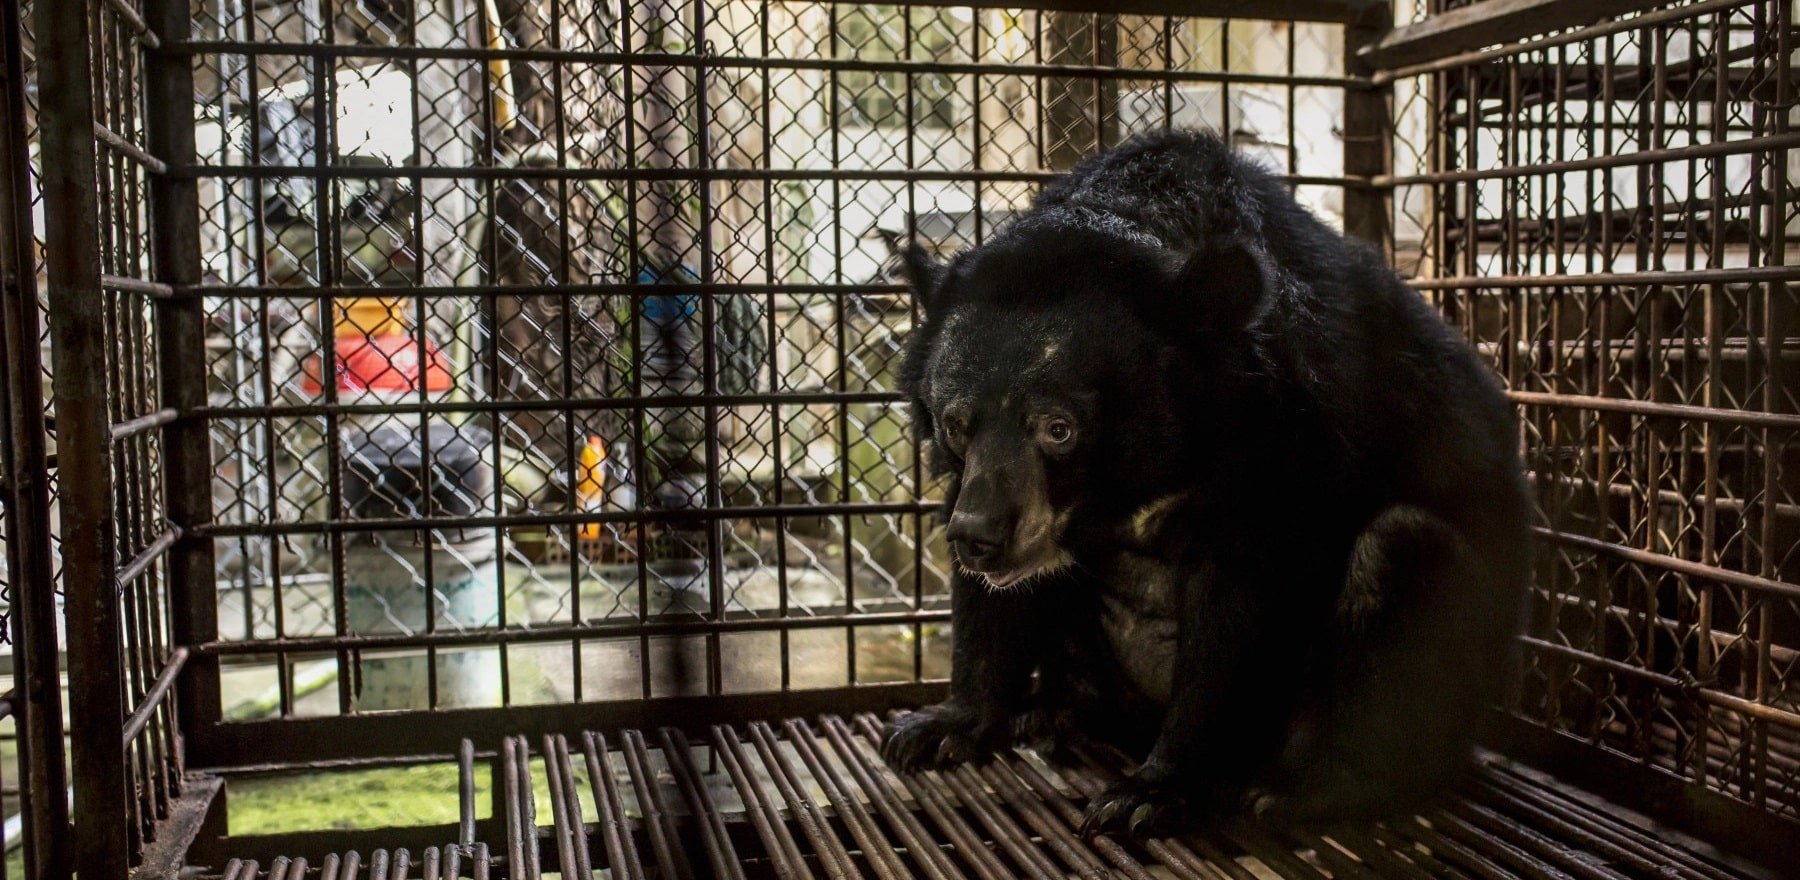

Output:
xmin=228 ymin=762 xmax=486 ymax=835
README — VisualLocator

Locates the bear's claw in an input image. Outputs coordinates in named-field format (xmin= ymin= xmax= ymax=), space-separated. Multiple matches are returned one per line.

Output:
xmin=1080 ymin=775 xmax=1191 ymax=839
xmin=880 ymin=703 xmax=1005 ymax=773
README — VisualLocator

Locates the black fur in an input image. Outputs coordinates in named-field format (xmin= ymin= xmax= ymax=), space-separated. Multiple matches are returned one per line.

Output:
xmin=880 ymin=130 xmax=1532 ymax=834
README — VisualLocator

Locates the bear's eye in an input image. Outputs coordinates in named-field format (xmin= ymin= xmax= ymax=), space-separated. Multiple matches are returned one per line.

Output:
xmin=1039 ymin=416 xmax=1075 ymax=449
xmin=941 ymin=413 xmax=968 ymax=453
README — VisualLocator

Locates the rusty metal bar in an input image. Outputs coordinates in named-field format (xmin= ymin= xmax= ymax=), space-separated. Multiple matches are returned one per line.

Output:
xmin=91 ymin=122 xmax=166 ymax=175
xmin=458 ymin=740 xmax=477 ymax=849
xmin=38 ymin=0 xmax=132 ymax=874
xmin=119 ymin=646 xmax=187 ymax=743
xmin=619 ymin=728 xmax=697 ymax=880
xmin=1360 ymin=0 xmax=1666 ymax=69
xmin=114 ymin=524 xmax=179 ymax=587
xmin=108 ymin=407 xmax=177 ymax=442
xmin=1319 ymin=828 xmax=1438 ymax=880
xmin=998 ymin=751 xmax=1212 ymax=880
xmin=0 ymin=0 xmax=71 ymax=873
xmin=1383 ymin=817 xmax=1519 ymax=880
xmin=1371 ymin=0 xmax=1756 ymax=83
xmin=552 ymin=741 xmax=595 ymax=880
xmin=747 ymin=720 xmax=862 ymax=880
xmin=987 ymin=755 xmax=1162 ymax=880
xmin=581 ymin=732 xmax=648 ymax=880
xmin=1411 ymin=265 xmax=1800 ymax=292
xmin=196 ymin=500 xmax=938 ymax=539
xmin=1449 ymin=799 xmax=1631 ymax=880
xmin=97 ymin=273 xmax=173 ymax=297
xmin=846 ymin=714 xmax=1016 ymax=880
xmin=1469 ymin=779 xmax=1717 ymax=880
xmin=99 ymin=0 xmax=160 ymax=49
xmin=1480 ymin=765 xmax=1743 ymax=880
xmin=200 ymin=389 xmax=906 ymax=419
xmin=780 ymin=718 xmax=909 ymax=880
xmin=538 ymin=735 xmax=580 ymax=880
xmin=931 ymin=763 xmax=1063 ymax=880
xmin=199 ymin=608 xmax=951 ymax=655
xmin=185 ymin=280 xmax=909 ymax=298
xmin=1379 ymin=132 xmax=1800 ymax=188
xmin=1061 ymin=743 xmax=1268 ymax=880
xmin=181 ymin=162 xmax=1365 ymax=188
xmin=710 ymin=725 xmax=815 ymax=880
xmin=972 ymin=759 xmax=1117 ymax=879
xmin=816 ymin=715 xmax=964 ymax=880
xmin=173 ymin=40 xmax=1370 ymax=89
xmin=1532 ymin=526 xmax=1800 ymax=601
xmin=1432 ymin=808 xmax=1586 ymax=880
xmin=1518 ymin=636 xmax=1800 ymax=729
xmin=657 ymin=727 xmax=746 ymax=880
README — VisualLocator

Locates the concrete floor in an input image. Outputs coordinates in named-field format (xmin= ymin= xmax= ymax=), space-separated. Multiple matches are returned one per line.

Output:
xmin=217 ymin=562 xmax=952 ymax=717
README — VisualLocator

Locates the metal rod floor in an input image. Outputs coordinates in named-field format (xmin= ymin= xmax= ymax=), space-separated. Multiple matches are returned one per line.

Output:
xmin=202 ymin=712 xmax=1774 ymax=880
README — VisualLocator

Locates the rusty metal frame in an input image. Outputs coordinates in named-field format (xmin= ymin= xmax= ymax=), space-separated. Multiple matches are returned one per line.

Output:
xmin=36 ymin=0 xmax=192 ymax=875
xmin=0 ymin=1 xmax=69 ymax=878
xmin=157 ymin=0 xmax=1388 ymax=780
xmin=11 ymin=0 xmax=1798 ymax=873
xmin=1379 ymin=0 xmax=1798 ymax=854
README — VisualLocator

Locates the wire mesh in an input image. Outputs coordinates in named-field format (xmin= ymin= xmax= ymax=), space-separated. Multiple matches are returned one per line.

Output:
xmin=1386 ymin=0 xmax=1798 ymax=821
xmin=174 ymin=2 xmax=1360 ymax=734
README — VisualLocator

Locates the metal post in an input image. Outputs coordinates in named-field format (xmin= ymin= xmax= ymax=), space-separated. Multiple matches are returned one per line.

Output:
xmin=1343 ymin=1 xmax=1394 ymax=257
xmin=0 ymin=0 xmax=72 ymax=876
xmin=145 ymin=0 xmax=222 ymax=763
xmin=35 ymin=0 xmax=130 ymax=877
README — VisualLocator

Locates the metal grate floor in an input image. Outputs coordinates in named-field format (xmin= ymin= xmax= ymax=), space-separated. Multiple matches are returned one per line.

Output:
xmin=209 ymin=712 xmax=1770 ymax=880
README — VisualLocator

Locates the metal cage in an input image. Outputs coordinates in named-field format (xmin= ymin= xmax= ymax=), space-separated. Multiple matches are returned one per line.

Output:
xmin=0 ymin=0 xmax=1792 ymax=876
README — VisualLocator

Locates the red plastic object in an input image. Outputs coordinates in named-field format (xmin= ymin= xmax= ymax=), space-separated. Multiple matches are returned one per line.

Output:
xmin=302 ymin=333 xmax=453 ymax=396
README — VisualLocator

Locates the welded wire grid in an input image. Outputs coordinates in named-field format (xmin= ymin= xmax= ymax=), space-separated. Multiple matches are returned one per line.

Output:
xmin=1385 ymin=0 xmax=1798 ymax=819
xmin=205 ymin=714 xmax=1770 ymax=880
xmin=180 ymin=2 xmax=1357 ymax=721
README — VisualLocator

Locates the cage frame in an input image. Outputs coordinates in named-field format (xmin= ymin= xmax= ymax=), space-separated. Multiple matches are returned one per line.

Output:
xmin=0 ymin=0 xmax=1793 ymax=874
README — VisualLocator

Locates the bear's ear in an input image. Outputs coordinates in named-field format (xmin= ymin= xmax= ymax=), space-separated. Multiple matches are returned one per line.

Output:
xmin=1168 ymin=239 xmax=1268 ymax=330
xmin=894 ymin=242 xmax=948 ymax=314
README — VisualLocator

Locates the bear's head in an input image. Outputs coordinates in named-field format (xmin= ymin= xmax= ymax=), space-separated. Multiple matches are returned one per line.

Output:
xmin=897 ymin=217 xmax=1269 ymax=590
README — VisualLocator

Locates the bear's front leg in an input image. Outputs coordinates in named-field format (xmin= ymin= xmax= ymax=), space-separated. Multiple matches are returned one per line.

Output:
xmin=1080 ymin=560 xmax=1294 ymax=838
xmin=881 ymin=569 xmax=1046 ymax=772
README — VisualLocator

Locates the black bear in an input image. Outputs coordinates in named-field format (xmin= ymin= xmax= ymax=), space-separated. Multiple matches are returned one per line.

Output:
xmin=880 ymin=129 xmax=1532 ymax=835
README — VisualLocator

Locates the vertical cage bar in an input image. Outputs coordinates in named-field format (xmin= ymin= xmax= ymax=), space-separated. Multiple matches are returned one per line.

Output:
xmin=36 ymin=0 xmax=131 ymax=875
xmin=144 ymin=0 xmax=219 ymax=765
xmin=0 ymin=0 xmax=71 ymax=874
xmin=1343 ymin=2 xmax=1394 ymax=256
